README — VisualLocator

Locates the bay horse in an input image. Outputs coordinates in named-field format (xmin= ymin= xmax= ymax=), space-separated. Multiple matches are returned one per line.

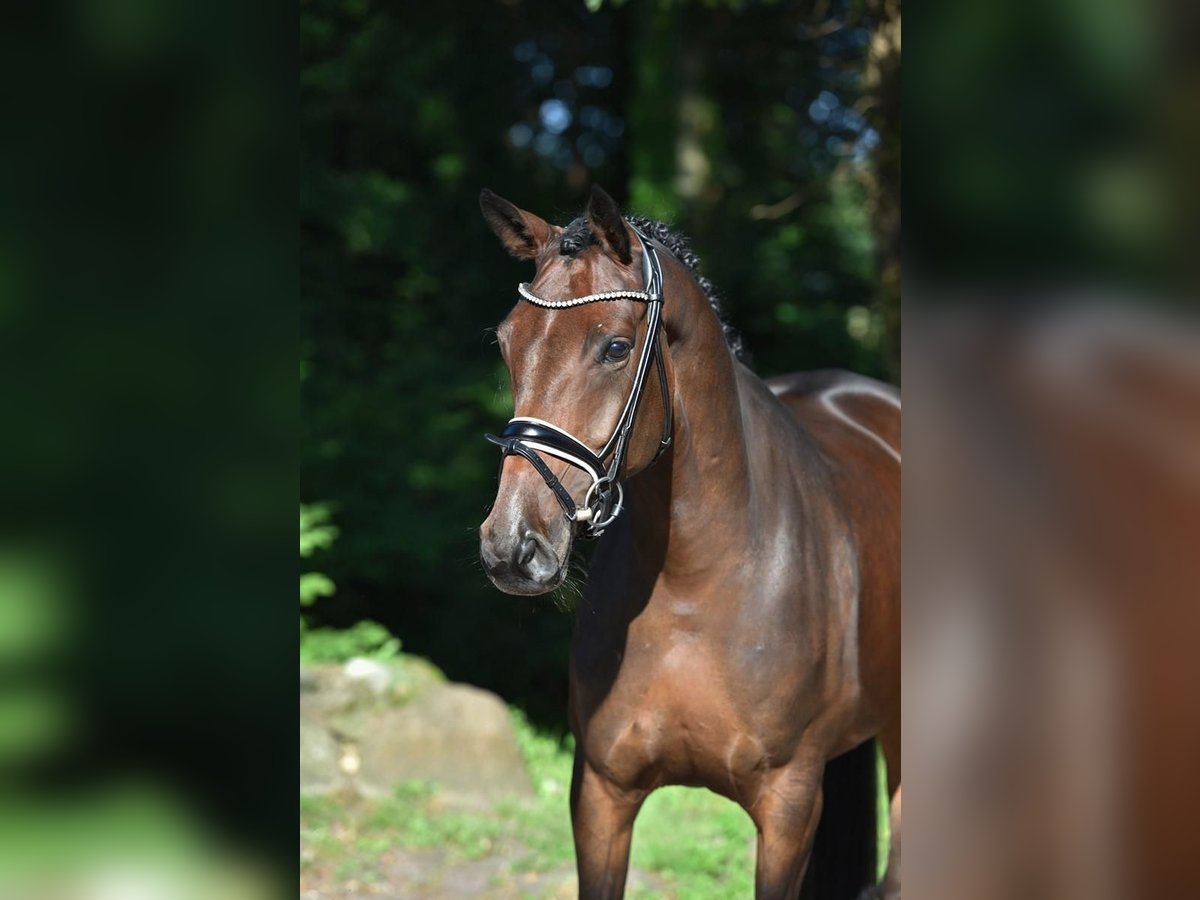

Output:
xmin=478 ymin=186 xmax=900 ymax=899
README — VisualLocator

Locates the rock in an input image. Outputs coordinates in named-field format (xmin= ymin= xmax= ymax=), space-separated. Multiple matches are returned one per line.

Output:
xmin=300 ymin=656 xmax=445 ymax=721
xmin=299 ymin=658 xmax=534 ymax=807
xmin=355 ymin=682 xmax=534 ymax=807
xmin=343 ymin=657 xmax=392 ymax=694
xmin=300 ymin=716 xmax=342 ymax=795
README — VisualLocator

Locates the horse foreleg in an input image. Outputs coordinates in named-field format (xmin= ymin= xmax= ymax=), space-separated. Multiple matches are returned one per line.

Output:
xmin=570 ymin=752 xmax=644 ymax=900
xmin=750 ymin=766 xmax=824 ymax=899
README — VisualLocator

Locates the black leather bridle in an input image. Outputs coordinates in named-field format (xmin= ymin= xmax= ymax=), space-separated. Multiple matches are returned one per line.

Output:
xmin=485 ymin=223 xmax=673 ymax=538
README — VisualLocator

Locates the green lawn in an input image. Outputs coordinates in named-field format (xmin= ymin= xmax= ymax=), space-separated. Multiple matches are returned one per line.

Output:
xmin=300 ymin=707 xmax=889 ymax=898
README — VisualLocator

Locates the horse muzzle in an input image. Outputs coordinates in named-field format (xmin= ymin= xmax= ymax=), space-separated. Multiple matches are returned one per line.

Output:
xmin=479 ymin=512 xmax=569 ymax=596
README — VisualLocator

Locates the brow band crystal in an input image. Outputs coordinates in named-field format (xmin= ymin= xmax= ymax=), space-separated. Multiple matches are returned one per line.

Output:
xmin=517 ymin=283 xmax=655 ymax=308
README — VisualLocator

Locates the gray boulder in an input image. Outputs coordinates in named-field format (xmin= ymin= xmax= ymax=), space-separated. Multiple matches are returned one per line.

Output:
xmin=299 ymin=656 xmax=533 ymax=807
xmin=355 ymin=681 xmax=534 ymax=806
xmin=299 ymin=715 xmax=344 ymax=794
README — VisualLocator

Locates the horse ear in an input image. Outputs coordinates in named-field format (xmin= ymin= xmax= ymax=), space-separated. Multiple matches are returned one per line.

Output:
xmin=479 ymin=189 xmax=552 ymax=260
xmin=587 ymin=185 xmax=632 ymax=265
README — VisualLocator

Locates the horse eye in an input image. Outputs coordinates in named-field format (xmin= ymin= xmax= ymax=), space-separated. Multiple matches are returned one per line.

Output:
xmin=604 ymin=339 xmax=632 ymax=361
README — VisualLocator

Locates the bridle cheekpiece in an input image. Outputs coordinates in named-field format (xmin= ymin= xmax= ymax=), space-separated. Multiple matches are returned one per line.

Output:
xmin=485 ymin=223 xmax=673 ymax=538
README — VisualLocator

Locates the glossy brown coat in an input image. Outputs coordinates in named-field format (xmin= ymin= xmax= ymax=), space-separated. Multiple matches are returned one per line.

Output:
xmin=479 ymin=188 xmax=900 ymax=899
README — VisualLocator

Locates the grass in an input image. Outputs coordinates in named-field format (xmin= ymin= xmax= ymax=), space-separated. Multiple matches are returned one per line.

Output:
xmin=300 ymin=706 xmax=890 ymax=897
xmin=631 ymin=785 xmax=756 ymax=897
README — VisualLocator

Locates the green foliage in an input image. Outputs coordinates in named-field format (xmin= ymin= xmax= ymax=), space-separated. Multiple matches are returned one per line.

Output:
xmin=300 ymin=503 xmax=337 ymax=607
xmin=299 ymin=619 xmax=401 ymax=664
xmin=300 ymin=502 xmax=401 ymax=663
xmin=299 ymin=572 xmax=335 ymax=607
xmin=300 ymin=503 xmax=338 ymax=559
xmin=876 ymin=741 xmax=892 ymax=880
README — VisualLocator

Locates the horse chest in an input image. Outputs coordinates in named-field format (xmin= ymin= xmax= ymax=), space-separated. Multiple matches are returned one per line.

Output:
xmin=575 ymin=637 xmax=780 ymax=797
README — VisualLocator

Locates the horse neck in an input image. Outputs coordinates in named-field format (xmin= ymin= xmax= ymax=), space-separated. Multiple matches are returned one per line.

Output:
xmin=625 ymin=264 xmax=755 ymax=584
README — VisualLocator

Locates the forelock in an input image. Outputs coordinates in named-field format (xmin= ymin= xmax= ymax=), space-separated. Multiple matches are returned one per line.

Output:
xmin=558 ymin=217 xmax=594 ymax=256
xmin=548 ymin=210 xmax=746 ymax=361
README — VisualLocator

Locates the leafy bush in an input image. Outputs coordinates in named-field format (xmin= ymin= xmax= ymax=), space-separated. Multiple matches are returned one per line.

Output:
xmin=300 ymin=503 xmax=338 ymax=608
xmin=300 ymin=502 xmax=401 ymax=663
xmin=300 ymin=619 xmax=401 ymax=664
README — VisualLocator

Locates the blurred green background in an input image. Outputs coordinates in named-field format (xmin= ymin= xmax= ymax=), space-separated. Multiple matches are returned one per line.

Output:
xmin=300 ymin=0 xmax=900 ymax=728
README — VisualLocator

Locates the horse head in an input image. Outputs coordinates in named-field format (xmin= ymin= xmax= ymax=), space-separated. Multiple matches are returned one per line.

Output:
xmin=478 ymin=186 xmax=673 ymax=595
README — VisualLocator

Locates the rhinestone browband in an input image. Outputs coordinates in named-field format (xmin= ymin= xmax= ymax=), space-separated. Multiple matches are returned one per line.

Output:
xmin=516 ymin=283 xmax=655 ymax=308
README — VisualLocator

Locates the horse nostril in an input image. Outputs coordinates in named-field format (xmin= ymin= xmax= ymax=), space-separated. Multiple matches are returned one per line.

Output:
xmin=480 ymin=541 xmax=506 ymax=576
xmin=482 ymin=528 xmax=561 ymax=592
xmin=517 ymin=536 xmax=538 ymax=569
